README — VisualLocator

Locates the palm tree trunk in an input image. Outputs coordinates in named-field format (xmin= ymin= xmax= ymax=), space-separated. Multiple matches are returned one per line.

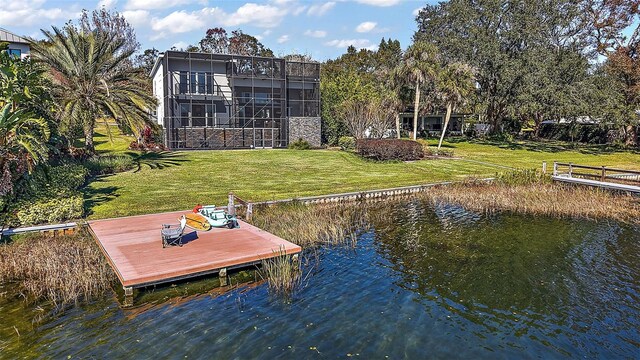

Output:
xmin=437 ymin=102 xmax=453 ymax=151
xmin=395 ymin=113 xmax=401 ymax=139
xmin=84 ymin=123 xmax=95 ymax=154
xmin=413 ymin=82 xmax=420 ymax=140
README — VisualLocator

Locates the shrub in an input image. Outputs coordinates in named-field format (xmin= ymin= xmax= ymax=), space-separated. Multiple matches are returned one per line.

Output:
xmin=356 ymin=139 xmax=424 ymax=161
xmin=129 ymin=140 xmax=167 ymax=152
xmin=338 ymin=136 xmax=356 ymax=151
xmin=423 ymin=146 xmax=455 ymax=157
xmin=288 ymin=138 xmax=311 ymax=150
xmin=83 ymin=155 xmax=135 ymax=175
xmin=17 ymin=195 xmax=84 ymax=225
xmin=26 ymin=164 xmax=89 ymax=198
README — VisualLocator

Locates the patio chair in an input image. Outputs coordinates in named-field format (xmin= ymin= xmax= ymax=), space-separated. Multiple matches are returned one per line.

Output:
xmin=161 ymin=215 xmax=187 ymax=248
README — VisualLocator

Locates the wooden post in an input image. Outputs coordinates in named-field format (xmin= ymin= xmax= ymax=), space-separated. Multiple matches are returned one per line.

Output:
xmin=228 ymin=192 xmax=235 ymax=216
xmin=553 ymin=162 xmax=558 ymax=176
xmin=568 ymin=163 xmax=573 ymax=177
xmin=542 ymin=161 xmax=547 ymax=174
xmin=123 ymin=287 xmax=133 ymax=307
xmin=246 ymin=202 xmax=253 ymax=222
xmin=219 ymin=268 xmax=228 ymax=287
xmin=601 ymin=166 xmax=606 ymax=182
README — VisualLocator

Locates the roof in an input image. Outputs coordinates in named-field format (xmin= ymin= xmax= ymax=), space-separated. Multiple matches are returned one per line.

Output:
xmin=0 ymin=28 xmax=29 ymax=44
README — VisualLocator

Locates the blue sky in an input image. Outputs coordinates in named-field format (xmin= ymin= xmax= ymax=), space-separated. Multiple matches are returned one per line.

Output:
xmin=0 ymin=0 xmax=431 ymax=60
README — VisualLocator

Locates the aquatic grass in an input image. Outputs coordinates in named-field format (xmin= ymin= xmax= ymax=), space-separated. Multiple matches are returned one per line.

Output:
xmin=260 ymin=247 xmax=301 ymax=298
xmin=0 ymin=228 xmax=116 ymax=308
xmin=421 ymin=181 xmax=640 ymax=223
xmin=251 ymin=202 xmax=370 ymax=248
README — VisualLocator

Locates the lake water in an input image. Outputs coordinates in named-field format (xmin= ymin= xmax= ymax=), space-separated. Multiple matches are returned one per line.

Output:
xmin=1 ymin=200 xmax=639 ymax=359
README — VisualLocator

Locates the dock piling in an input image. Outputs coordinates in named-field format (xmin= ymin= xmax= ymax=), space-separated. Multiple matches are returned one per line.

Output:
xmin=219 ymin=268 xmax=228 ymax=286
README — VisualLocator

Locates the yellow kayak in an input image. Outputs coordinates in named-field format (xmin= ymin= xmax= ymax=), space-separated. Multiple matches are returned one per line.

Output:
xmin=184 ymin=213 xmax=212 ymax=231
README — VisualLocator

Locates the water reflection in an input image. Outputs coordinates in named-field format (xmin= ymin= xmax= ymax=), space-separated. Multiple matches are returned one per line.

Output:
xmin=370 ymin=200 xmax=640 ymax=355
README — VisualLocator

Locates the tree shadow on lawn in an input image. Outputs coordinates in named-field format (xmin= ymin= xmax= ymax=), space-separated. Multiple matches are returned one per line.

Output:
xmin=82 ymin=182 xmax=119 ymax=218
xmin=130 ymin=151 xmax=189 ymax=172
xmin=447 ymin=137 xmax=640 ymax=155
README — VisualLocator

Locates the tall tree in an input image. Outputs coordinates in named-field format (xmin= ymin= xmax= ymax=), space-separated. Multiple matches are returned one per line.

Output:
xmin=416 ymin=0 xmax=591 ymax=134
xmin=436 ymin=62 xmax=475 ymax=151
xmin=31 ymin=23 xmax=156 ymax=153
xmin=199 ymin=28 xmax=230 ymax=54
xmin=134 ymin=48 xmax=159 ymax=74
xmin=586 ymin=0 xmax=640 ymax=145
xmin=229 ymin=30 xmax=273 ymax=57
xmin=79 ymin=8 xmax=140 ymax=63
xmin=396 ymin=41 xmax=440 ymax=140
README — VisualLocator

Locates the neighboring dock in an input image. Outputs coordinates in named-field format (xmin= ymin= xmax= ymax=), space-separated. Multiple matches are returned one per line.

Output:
xmin=549 ymin=162 xmax=640 ymax=193
xmin=88 ymin=210 xmax=301 ymax=296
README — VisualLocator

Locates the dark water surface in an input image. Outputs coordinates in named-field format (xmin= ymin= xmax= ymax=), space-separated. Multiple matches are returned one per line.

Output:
xmin=1 ymin=200 xmax=639 ymax=359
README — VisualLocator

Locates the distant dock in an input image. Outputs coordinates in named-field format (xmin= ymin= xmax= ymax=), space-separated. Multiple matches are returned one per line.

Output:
xmin=549 ymin=162 xmax=640 ymax=193
xmin=88 ymin=210 xmax=301 ymax=297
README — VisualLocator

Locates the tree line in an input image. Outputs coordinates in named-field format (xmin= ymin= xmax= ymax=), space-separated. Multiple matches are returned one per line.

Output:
xmin=324 ymin=0 xmax=640 ymax=147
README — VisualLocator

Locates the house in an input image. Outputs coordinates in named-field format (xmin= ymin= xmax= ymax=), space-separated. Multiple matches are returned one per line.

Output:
xmin=0 ymin=28 xmax=30 ymax=60
xmin=399 ymin=111 xmax=468 ymax=137
xmin=150 ymin=51 xmax=321 ymax=149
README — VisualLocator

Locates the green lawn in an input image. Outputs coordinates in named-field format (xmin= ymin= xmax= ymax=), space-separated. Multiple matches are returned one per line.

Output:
xmin=84 ymin=137 xmax=640 ymax=219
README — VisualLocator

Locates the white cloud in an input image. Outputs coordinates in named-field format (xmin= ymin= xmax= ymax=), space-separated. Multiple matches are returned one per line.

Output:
xmin=325 ymin=38 xmax=372 ymax=49
xmin=219 ymin=3 xmax=288 ymax=28
xmin=277 ymin=35 xmax=290 ymax=43
xmin=122 ymin=10 xmax=150 ymax=28
xmin=355 ymin=0 xmax=401 ymax=6
xmin=149 ymin=4 xmax=289 ymax=39
xmin=412 ymin=7 xmax=422 ymax=16
xmin=304 ymin=30 xmax=327 ymax=38
xmin=0 ymin=0 xmax=77 ymax=27
xmin=171 ymin=41 xmax=189 ymax=50
xmin=125 ymin=0 xmax=203 ymax=10
xmin=151 ymin=10 xmax=205 ymax=35
xmin=307 ymin=2 xmax=336 ymax=16
xmin=97 ymin=0 xmax=118 ymax=9
xmin=355 ymin=21 xmax=377 ymax=33
xmin=292 ymin=5 xmax=307 ymax=16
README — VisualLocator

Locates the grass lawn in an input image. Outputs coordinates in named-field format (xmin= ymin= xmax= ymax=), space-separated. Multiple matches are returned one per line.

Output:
xmin=84 ymin=136 xmax=640 ymax=220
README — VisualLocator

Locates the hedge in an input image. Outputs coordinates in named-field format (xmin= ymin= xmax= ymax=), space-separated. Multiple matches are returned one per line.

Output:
xmin=356 ymin=139 xmax=424 ymax=161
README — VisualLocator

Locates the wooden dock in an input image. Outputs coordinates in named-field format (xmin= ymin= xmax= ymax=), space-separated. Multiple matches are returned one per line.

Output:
xmin=88 ymin=210 xmax=301 ymax=292
xmin=550 ymin=162 xmax=640 ymax=193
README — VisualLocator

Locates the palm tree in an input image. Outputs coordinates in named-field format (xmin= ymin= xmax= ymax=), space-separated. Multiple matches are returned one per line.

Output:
xmin=396 ymin=41 xmax=440 ymax=140
xmin=0 ymin=104 xmax=50 ymax=196
xmin=436 ymin=62 xmax=475 ymax=151
xmin=30 ymin=26 xmax=156 ymax=153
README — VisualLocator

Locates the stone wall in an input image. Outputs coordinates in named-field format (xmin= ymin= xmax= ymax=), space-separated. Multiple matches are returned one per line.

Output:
xmin=288 ymin=117 xmax=321 ymax=147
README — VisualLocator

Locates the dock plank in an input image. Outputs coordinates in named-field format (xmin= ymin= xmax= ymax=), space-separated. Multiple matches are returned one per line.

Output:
xmin=89 ymin=211 xmax=301 ymax=288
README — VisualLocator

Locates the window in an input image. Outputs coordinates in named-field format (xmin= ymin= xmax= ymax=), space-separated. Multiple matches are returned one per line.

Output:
xmin=207 ymin=74 xmax=214 ymax=95
xmin=192 ymin=104 xmax=206 ymax=126
xmin=179 ymin=103 xmax=189 ymax=126
xmin=7 ymin=49 xmax=21 ymax=58
xmin=179 ymin=72 xmax=188 ymax=94
xmin=255 ymin=93 xmax=270 ymax=105
xmin=190 ymin=72 xmax=197 ymax=93
xmin=197 ymin=72 xmax=206 ymax=94
xmin=206 ymin=104 xmax=216 ymax=126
